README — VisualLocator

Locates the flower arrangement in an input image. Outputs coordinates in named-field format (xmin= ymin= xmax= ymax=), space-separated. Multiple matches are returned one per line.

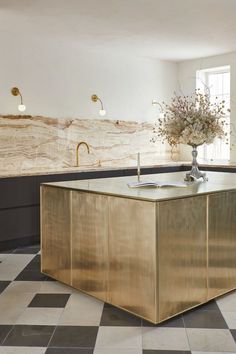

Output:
xmin=153 ymin=89 xmax=229 ymax=148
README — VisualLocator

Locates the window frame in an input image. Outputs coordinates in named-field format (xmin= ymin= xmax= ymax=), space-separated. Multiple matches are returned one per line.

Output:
xmin=196 ymin=65 xmax=230 ymax=162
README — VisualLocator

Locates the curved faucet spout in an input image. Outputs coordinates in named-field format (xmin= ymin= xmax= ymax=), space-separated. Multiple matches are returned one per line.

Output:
xmin=76 ymin=141 xmax=90 ymax=167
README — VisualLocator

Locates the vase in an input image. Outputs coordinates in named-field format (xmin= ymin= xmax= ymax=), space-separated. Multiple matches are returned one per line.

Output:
xmin=185 ymin=145 xmax=208 ymax=182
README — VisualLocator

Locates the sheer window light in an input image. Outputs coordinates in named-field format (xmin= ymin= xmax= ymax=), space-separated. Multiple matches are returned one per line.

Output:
xmin=196 ymin=65 xmax=230 ymax=162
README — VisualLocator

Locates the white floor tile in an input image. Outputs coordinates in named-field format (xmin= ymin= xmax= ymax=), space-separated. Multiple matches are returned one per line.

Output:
xmin=0 ymin=254 xmax=8 ymax=262
xmin=0 ymin=292 xmax=35 ymax=324
xmin=2 ymin=281 xmax=43 ymax=294
xmin=0 ymin=347 xmax=46 ymax=354
xmin=39 ymin=280 xmax=74 ymax=293
xmin=187 ymin=328 xmax=236 ymax=352
xmin=0 ymin=255 xmax=34 ymax=281
xmin=95 ymin=326 xmax=142 ymax=349
xmin=142 ymin=327 xmax=190 ymax=350
xmin=94 ymin=349 xmax=142 ymax=354
xmin=192 ymin=352 xmax=236 ymax=354
xmin=59 ymin=292 xmax=104 ymax=326
xmin=217 ymin=291 xmax=236 ymax=312
xmin=0 ymin=292 xmax=35 ymax=308
xmin=222 ymin=311 xmax=236 ymax=329
xmin=15 ymin=307 xmax=64 ymax=325
xmin=0 ymin=306 xmax=25 ymax=325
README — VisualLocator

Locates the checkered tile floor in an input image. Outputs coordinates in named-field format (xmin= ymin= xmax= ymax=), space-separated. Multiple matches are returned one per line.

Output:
xmin=1 ymin=246 xmax=236 ymax=354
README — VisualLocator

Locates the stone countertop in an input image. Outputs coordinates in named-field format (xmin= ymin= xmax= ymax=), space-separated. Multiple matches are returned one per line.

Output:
xmin=0 ymin=161 xmax=182 ymax=179
xmin=44 ymin=171 xmax=236 ymax=202
xmin=1 ymin=160 xmax=236 ymax=179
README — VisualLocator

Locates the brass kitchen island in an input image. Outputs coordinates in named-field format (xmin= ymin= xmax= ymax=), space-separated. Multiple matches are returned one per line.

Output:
xmin=40 ymin=171 xmax=236 ymax=324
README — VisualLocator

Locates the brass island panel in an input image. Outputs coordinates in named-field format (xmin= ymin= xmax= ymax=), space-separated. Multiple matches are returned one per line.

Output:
xmin=71 ymin=191 xmax=108 ymax=302
xmin=108 ymin=196 xmax=157 ymax=323
xmin=208 ymin=191 xmax=236 ymax=298
xmin=158 ymin=196 xmax=207 ymax=322
xmin=41 ymin=186 xmax=72 ymax=285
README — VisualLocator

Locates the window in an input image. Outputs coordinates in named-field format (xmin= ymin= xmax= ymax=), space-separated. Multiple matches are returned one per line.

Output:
xmin=196 ymin=66 xmax=230 ymax=162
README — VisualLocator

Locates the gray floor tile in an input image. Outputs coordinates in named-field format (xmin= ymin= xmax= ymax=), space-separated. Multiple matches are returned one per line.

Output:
xmin=13 ymin=246 xmax=40 ymax=255
xmin=142 ymin=351 xmax=191 ymax=354
xmin=142 ymin=315 xmax=184 ymax=328
xmin=0 ymin=281 xmax=11 ymax=294
xmin=0 ymin=326 xmax=13 ymax=344
xmin=2 ymin=325 xmax=55 ymax=347
xmin=183 ymin=308 xmax=228 ymax=329
xmin=197 ymin=300 xmax=220 ymax=312
xmin=100 ymin=303 xmax=141 ymax=326
xmin=15 ymin=270 xmax=48 ymax=281
xmin=28 ymin=294 xmax=71 ymax=308
xmin=45 ymin=349 xmax=93 ymax=354
xmin=230 ymin=328 xmax=236 ymax=341
xmin=49 ymin=326 xmax=98 ymax=348
xmin=0 ymin=347 xmax=46 ymax=353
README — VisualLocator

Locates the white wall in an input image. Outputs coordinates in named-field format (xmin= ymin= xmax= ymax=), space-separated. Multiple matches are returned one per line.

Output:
xmin=0 ymin=34 xmax=177 ymax=122
xmin=178 ymin=52 xmax=236 ymax=162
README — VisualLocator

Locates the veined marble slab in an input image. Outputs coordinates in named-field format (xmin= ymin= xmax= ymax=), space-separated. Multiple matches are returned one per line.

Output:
xmin=0 ymin=115 xmax=179 ymax=174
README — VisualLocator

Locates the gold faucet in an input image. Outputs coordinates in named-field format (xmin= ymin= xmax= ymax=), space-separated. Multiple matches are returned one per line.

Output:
xmin=76 ymin=141 xmax=90 ymax=167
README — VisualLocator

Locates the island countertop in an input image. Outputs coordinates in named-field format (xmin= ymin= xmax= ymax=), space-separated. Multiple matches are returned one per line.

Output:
xmin=43 ymin=171 xmax=236 ymax=202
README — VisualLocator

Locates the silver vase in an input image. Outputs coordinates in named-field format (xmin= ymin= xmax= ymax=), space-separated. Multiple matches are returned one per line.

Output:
xmin=185 ymin=145 xmax=208 ymax=182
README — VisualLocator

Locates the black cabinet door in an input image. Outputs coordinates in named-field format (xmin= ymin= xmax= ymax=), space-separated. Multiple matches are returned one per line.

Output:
xmin=0 ymin=176 xmax=37 ymax=209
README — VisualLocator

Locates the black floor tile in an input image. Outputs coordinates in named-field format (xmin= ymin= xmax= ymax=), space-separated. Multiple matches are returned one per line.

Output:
xmin=230 ymin=329 xmax=236 ymax=342
xmin=183 ymin=308 xmax=228 ymax=329
xmin=29 ymin=293 xmax=71 ymax=308
xmin=2 ymin=325 xmax=55 ymax=347
xmin=46 ymin=349 xmax=94 ymax=354
xmin=23 ymin=255 xmax=41 ymax=271
xmin=100 ymin=303 xmax=141 ymax=326
xmin=143 ymin=314 xmax=184 ymax=328
xmin=14 ymin=254 xmax=55 ymax=281
xmin=13 ymin=245 xmax=40 ymax=254
xmin=197 ymin=300 xmax=220 ymax=311
xmin=0 ymin=281 xmax=11 ymax=294
xmin=44 ymin=275 xmax=56 ymax=281
xmin=143 ymin=351 xmax=191 ymax=354
xmin=0 ymin=325 xmax=13 ymax=344
xmin=49 ymin=326 xmax=98 ymax=348
xmin=15 ymin=270 xmax=48 ymax=281
xmin=0 ymin=249 xmax=15 ymax=254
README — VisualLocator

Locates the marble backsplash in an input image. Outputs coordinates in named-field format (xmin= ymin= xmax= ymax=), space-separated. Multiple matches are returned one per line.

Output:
xmin=0 ymin=115 xmax=179 ymax=173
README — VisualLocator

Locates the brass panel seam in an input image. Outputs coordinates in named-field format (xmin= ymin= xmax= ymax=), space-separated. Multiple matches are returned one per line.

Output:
xmin=107 ymin=196 xmax=111 ymax=303
xmin=40 ymin=186 xmax=43 ymax=273
xmin=70 ymin=190 xmax=73 ymax=286
xmin=206 ymin=194 xmax=209 ymax=299
xmin=156 ymin=201 xmax=159 ymax=323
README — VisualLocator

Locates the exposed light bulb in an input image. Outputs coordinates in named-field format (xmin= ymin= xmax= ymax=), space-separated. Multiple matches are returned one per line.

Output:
xmin=159 ymin=112 xmax=165 ymax=119
xmin=152 ymin=100 xmax=158 ymax=106
xmin=99 ymin=109 xmax=106 ymax=116
xmin=18 ymin=104 xmax=26 ymax=112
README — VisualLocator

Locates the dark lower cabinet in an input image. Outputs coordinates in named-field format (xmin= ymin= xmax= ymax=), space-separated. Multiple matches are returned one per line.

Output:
xmin=0 ymin=169 xmax=129 ymax=251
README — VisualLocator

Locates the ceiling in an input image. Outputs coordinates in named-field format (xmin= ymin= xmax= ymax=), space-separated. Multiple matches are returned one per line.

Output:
xmin=0 ymin=0 xmax=236 ymax=61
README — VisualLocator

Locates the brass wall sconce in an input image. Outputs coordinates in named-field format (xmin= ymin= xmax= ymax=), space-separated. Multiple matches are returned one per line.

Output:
xmin=91 ymin=94 xmax=106 ymax=116
xmin=11 ymin=87 xmax=26 ymax=112
xmin=152 ymin=99 xmax=164 ymax=118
